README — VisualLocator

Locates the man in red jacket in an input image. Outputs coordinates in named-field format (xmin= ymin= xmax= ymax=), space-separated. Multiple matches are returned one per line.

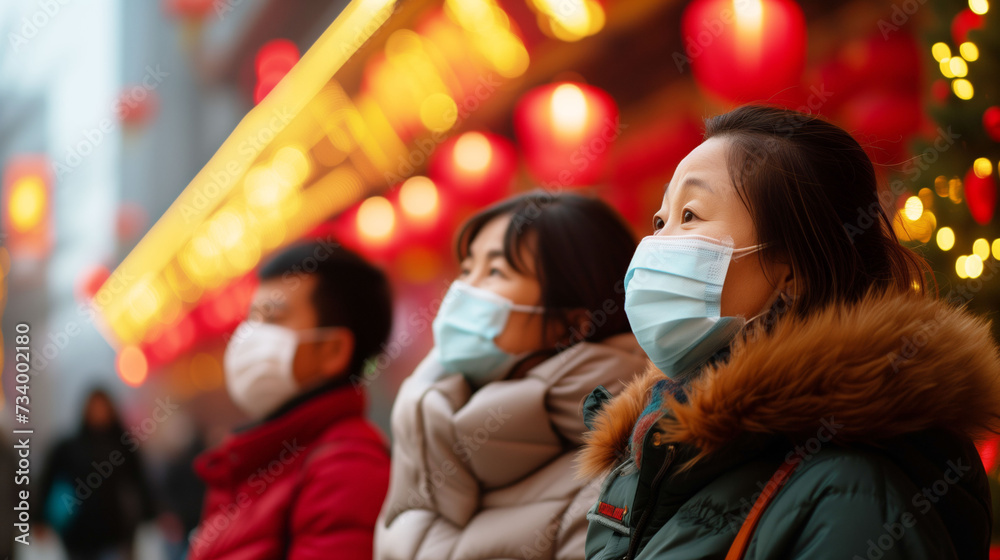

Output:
xmin=189 ymin=240 xmax=392 ymax=560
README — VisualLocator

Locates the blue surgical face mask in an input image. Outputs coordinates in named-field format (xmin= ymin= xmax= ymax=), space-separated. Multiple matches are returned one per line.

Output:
xmin=624 ymin=234 xmax=765 ymax=379
xmin=432 ymin=281 xmax=545 ymax=386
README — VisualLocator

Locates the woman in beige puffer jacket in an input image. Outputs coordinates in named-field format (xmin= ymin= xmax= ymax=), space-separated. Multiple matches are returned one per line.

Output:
xmin=376 ymin=192 xmax=648 ymax=560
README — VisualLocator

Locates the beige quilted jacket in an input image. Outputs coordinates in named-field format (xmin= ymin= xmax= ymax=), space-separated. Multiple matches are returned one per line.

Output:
xmin=376 ymin=334 xmax=647 ymax=560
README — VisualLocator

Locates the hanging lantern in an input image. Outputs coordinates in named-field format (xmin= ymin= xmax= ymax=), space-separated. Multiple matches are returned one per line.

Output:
xmin=163 ymin=0 xmax=214 ymax=20
xmin=983 ymin=106 xmax=1000 ymax=142
xmin=513 ymin=83 xmax=618 ymax=187
xmin=429 ymin=131 xmax=517 ymax=204
xmin=951 ymin=8 xmax=984 ymax=45
xmin=964 ymin=166 xmax=996 ymax=225
xmin=76 ymin=265 xmax=111 ymax=301
xmin=680 ymin=0 xmax=806 ymax=103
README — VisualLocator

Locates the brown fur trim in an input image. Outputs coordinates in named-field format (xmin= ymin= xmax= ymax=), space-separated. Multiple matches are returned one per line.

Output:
xmin=581 ymin=291 xmax=1000 ymax=474
xmin=577 ymin=365 xmax=663 ymax=479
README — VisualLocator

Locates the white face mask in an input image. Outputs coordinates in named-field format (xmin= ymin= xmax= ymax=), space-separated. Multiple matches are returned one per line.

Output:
xmin=223 ymin=322 xmax=340 ymax=419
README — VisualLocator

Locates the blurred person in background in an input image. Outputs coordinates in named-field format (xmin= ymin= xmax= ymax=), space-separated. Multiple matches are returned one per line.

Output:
xmin=376 ymin=192 xmax=648 ymax=560
xmin=37 ymin=389 xmax=157 ymax=560
xmin=188 ymin=241 xmax=392 ymax=560
xmin=579 ymin=105 xmax=1000 ymax=559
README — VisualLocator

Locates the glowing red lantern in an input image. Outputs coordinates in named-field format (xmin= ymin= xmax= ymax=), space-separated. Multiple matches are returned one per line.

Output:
xmin=951 ymin=8 xmax=984 ymax=45
xmin=680 ymin=0 xmax=806 ymax=103
xmin=76 ymin=265 xmax=111 ymax=301
xmin=964 ymin=166 xmax=997 ymax=225
xmin=254 ymin=39 xmax=300 ymax=104
xmin=429 ymin=131 xmax=517 ymax=204
xmin=163 ymin=0 xmax=214 ymax=19
xmin=984 ymin=106 xmax=1000 ymax=142
xmin=513 ymin=83 xmax=618 ymax=187
xmin=978 ymin=436 xmax=1000 ymax=473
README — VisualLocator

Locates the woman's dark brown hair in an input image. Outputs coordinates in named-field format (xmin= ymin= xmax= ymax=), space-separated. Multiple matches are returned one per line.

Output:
xmin=704 ymin=105 xmax=930 ymax=317
xmin=456 ymin=191 xmax=636 ymax=346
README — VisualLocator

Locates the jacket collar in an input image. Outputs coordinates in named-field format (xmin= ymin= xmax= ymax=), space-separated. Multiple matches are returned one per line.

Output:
xmin=579 ymin=290 xmax=1000 ymax=478
xmin=195 ymin=380 xmax=366 ymax=484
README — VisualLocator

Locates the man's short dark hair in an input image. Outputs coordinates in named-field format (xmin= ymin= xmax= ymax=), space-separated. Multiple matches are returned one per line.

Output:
xmin=258 ymin=240 xmax=392 ymax=373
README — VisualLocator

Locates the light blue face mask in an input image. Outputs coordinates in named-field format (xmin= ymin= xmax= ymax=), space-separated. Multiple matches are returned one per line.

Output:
xmin=624 ymin=234 xmax=765 ymax=379
xmin=432 ymin=281 xmax=545 ymax=386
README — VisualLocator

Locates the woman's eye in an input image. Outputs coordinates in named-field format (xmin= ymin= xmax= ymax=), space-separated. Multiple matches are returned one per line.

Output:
xmin=488 ymin=267 xmax=506 ymax=278
xmin=458 ymin=268 xmax=470 ymax=277
xmin=682 ymin=210 xmax=696 ymax=223
xmin=652 ymin=216 xmax=665 ymax=231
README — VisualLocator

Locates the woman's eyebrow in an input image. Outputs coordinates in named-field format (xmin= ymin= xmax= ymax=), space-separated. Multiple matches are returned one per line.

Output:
xmin=664 ymin=176 xmax=714 ymax=195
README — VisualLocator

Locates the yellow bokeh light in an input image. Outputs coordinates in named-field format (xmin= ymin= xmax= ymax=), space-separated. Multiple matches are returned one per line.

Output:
xmin=934 ymin=175 xmax=949 ymax=197
xmin=399 ymin=176 xmax=439 ymax=219
xmin=969 ymin=0 xmax=989 ymax=14
xmin=530 ymin=0 xmax=604 ymax=41
xmin=903 ymin=196 xmax=924 ymax=221
xmin=973 ymin=157 xmax=993 ymax=178
xmin=940 ymin=59 xmax=956 ymax=78
xmin=973 ymin=238 xmax=990 ymax=259
xmin=953 ymin=79 xmax=974 ymax=100
xmin=272 ymin=146 xmax=311 ymax=185
xmin=357 ymin=196 xmax=395 ymax=241
xmin=936 ymin=227 xmax=955 ymax=251
xmin=956 ymin=255 xmax=969 ymax=278
xmin=960 ymin=42 xmax=979 ymax=61
xmin=992 ymin=238 xmax=1000 ymax=260
xmin=551 ymin=84 xmax=588 ymax=138
xmin=931 ymin=42 xmax=951 ymax=62
xmin=8 ymin=176 xmax=45 ymax=232
xmin=966 ymin=254 xmax=984 ymax=278
xmin=917 ymin=187 xmax=935 ymax=210
xmin=454 ymin=132 xmax=493 ymax=173
xmin=208 ymin=210 xmax=245 ymax=249
xmin=949 ymin=57 xmax=968 ymax=77
xmin=419 ymin=93 xmax=458 ymax=132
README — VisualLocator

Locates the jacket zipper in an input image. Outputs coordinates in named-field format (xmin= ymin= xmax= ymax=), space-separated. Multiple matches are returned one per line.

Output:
xmin=624 ymin=444 xmax=676 ymax=560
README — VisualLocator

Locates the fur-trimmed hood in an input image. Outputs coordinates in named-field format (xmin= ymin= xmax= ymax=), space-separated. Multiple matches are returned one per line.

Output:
xmin=579 ymin=290 xmax=1000 ymax=478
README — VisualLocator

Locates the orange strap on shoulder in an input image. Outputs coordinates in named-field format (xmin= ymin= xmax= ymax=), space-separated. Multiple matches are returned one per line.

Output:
xmin=725 ymin=460 xmax=800 ymax=560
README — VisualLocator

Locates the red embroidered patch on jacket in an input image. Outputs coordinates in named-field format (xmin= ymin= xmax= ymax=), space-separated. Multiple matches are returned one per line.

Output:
xmin=597 ymin=501 xmax=627 ymax=522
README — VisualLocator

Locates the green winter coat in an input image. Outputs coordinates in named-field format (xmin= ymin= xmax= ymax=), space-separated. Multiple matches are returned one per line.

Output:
xmin=579 ymin=292 xmax=998 ymax=560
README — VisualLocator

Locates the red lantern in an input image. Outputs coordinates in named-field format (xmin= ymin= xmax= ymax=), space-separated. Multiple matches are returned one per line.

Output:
xmin=76 ymin=265 xmax=111 ymax=301
xmin=116 ymin=202 xmax=149 ymax=242
xmin=951 ymin=8 xmax=984 ymax=45
xmin=964 ymin=167 xmax=996 ymax=225
xmin=117 ymin=87 xmax=160 ymax=127
xmin=839 ymin=92 xmax=924 ymax=165
xmin=984 ymin=106 xmax=1000 ymax=142
xmin=513 ymin=83 xmax=619 ymax=187
xmin=429 ymin=131 xmax=517 ymax=204
xmin=680 ymin=0 xmax=806 ymax=103
xmin=978 ymin=436 xmax=1000 ymax=473
xmin=254 ymin=39 xmax=300 ymax=105
xmin=163 ymin=0 xmax=214 ymax=19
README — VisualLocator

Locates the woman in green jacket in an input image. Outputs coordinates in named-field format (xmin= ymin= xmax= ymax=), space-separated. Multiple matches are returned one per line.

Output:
xmin=580 ymin=105 xmax=1000 ymax=559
